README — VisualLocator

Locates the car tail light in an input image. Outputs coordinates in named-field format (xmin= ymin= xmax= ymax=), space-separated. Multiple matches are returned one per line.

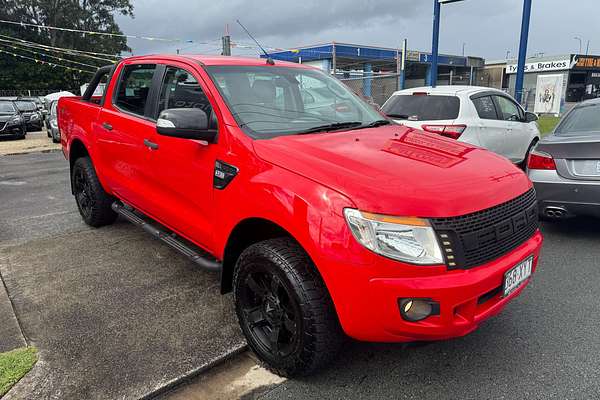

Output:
xmin=421 ymin=124 xmax=466 ymax=140
xmin=527 ymin=150 xmax=556 ymax=170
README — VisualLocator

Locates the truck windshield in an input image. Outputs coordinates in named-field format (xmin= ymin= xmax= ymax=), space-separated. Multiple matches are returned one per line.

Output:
xmin=0 ymin=102 xmax=15 ymax=113
xmin=15 ymin=101 xmax=37 ymax=112
xmin=206 ymin=65 xmax=384 ymax=138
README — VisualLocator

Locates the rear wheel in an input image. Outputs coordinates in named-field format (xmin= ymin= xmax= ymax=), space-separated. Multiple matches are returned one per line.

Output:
xmin=233 ymin=238 xmax=343 ymax=377
xmin=72 ymin=157 xmax=117 ymax=227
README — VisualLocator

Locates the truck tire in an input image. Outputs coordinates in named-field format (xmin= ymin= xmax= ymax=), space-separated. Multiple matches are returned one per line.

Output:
xmin=233 ymin=238 xmax=344 ymax=377
xmin=72 ymin=157 xmax=117 ymax=227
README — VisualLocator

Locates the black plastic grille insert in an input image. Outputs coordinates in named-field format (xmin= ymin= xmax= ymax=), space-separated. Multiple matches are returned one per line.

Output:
xmin=431 ymin=188 xmax=538 ymax=269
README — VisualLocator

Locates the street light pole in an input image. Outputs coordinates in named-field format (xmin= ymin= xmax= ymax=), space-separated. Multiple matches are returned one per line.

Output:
xmin=430 ymin=0 xmax=465 ymax=88
xmin=430 ymin=0 xmax=441 ymax=87
xmin=574 ymin=36 xmax=582 ymax=54
xmin=514 ymin=0 xmax=532 ymax=105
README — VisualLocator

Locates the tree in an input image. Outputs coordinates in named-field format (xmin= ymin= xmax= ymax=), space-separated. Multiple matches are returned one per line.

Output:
xmin=0 ymin=0 xmax=134 ymax=93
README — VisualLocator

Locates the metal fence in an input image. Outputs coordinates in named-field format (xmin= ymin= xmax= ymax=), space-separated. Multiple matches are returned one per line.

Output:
xmin=339 ymin=71 xmax=476 ymax=107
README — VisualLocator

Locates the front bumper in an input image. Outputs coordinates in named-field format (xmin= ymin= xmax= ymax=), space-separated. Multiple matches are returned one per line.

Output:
xmin=529 ymin=169 xmax=600 ymax=218
xmin=0 ymin=121 xmax=24 ymax=135
xmin=325 ymin=230 xmax=543 ymax=342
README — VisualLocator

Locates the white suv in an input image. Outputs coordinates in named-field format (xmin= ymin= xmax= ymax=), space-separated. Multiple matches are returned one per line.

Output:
xmin=382 ymin=86 xmax=541 ymax=165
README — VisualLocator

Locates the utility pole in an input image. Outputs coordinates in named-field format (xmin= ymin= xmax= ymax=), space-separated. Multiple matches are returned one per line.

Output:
xmin=430 ymin=0 xmax=441 ymax=87
xmin=514 ymin=0 xmax=532 ymax=105
xmin=222 ymin=35 xmax=231 ymax=56
xmin=400 ymin=39 xmax=407 ymax=90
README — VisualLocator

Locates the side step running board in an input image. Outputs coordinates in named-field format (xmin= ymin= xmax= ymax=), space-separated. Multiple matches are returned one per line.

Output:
xmin=111 ymin=202 xmax=221 ymax=272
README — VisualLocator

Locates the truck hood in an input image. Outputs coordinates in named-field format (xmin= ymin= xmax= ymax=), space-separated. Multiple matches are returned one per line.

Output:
xmin=253 ymin=125 xmax=532 ymax=217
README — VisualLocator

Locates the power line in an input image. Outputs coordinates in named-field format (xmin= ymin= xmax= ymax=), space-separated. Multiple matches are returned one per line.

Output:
xmin=0 ymin=48 xmax=94 ymax=73
xmin=0 ymin=18 xmax=209 ymax=44
xmin=0 ymin=33 xmax=119 ymax=62
xmin=0 ymin=41 xmax=99 ymax=69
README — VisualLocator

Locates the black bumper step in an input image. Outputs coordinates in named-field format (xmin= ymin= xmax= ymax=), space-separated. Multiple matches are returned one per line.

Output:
xmin=111 ymin=202 xmax=221 ymax=272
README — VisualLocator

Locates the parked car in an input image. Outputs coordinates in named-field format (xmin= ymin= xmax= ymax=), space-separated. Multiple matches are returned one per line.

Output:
xmin=0 ymin=100 xmax=26 ymax=139
xmin=17 ymin=95 xmax=48 ymax=128
xmin=59 ymin=56 xmax=543 ymax=376
xmin=14 ymin=100 xmax=43 ymax=131
xmin=48 ymin=100 xmax=60 ymax=143
xmin=382 ymin=86 xmax=541 ymax=166
xmin=528 ymin=98 xmax=600 ymax=219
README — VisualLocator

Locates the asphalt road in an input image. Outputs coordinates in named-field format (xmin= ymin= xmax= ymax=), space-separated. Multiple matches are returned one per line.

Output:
xmin=2 ymin=151 xmax=600 ymax=400
xmin=0 ymin=152 xmax=245 ymax=399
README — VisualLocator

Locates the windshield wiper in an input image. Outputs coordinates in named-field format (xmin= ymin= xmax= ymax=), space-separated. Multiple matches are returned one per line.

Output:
xmin=361 ymin=119 xmax=391 ymax=128
xmin=385 ymin=113 xmax=410 ymax=120
xmin=296 ymin=121 xmax=362 ymax=134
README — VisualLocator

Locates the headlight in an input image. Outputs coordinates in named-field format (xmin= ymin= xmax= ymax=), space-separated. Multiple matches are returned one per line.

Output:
xmin=30 ymin=113 xmax=40 ymax=120
xmin=11 ymin=115 xmax=21 ymax=123
xmin=343 ymin=209 xmax=443 ymax=265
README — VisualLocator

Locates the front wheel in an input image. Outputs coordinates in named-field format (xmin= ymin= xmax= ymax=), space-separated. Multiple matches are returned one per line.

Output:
xmin=72 ymin=157 xmax=117 ymax=227
xmin=233 ymin=238 xmax=344 ymax=377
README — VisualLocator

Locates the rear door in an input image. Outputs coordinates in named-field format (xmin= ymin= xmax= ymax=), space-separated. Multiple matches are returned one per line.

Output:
xmin=491 ymin=95 xmax=531 ymax=162
xmin=95 ymin=61 xmax=163 ymax=213
xmin=470 ymin=94 xmax=511 ymax=157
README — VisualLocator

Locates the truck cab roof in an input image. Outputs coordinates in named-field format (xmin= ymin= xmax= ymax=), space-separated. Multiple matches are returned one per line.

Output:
xmin=121 ymin=54 xmax=312 ymax=68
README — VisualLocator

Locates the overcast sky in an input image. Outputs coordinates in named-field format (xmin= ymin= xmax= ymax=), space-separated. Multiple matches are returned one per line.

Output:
xmin=116 ymin=0 xmax=597 ymax=61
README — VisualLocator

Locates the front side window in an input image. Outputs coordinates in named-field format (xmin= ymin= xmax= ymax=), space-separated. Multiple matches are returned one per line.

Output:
xmin=114 ymin=64 xmax=156 ymax=117
xmin=555 ymin=104 xmax=600 ymax=135
xmin=206 ymin=66 xmax=383 ymax=139
xmin=493 ymin=95 xmax=522 ymax=121
xmin=157 ymin=67 xmax=212 ymax=116
xmin=472 ymin=96 xmax=498 ymax=120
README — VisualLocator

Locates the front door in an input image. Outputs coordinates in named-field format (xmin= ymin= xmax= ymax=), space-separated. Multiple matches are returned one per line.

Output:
xmin=148 ymin=64 xmax=221 ymax=251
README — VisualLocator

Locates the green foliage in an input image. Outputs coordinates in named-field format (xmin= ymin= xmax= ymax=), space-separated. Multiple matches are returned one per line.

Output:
xmin=0 ymin=0 xmax=134 ymax=92
xmin=0 ymin=347 xmax=38 ymax=396
xmin=537 ymin=116 xmax=561 ymax=136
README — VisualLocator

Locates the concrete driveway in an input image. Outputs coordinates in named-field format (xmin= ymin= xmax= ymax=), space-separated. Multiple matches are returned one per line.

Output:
xmin=0 ymin=152 xmax=245 ymax=399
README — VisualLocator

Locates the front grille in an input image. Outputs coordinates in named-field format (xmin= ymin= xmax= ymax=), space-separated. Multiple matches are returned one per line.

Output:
xmin=431 ymin=188 xmax=538 ymax=269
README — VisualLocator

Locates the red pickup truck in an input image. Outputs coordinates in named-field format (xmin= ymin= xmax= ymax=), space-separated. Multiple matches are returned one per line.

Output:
xmin=59 ymin=55 xmax=543 ymax=376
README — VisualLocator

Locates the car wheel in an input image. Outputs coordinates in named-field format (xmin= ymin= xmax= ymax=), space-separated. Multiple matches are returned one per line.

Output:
xmin=47 ymin=130 xmax=52 ymax=138
xmin=51 ymin=130 xmax=60 ymax=143
xmin=72 ymin=157 xmax=118 ymax=227
xmin=233 ymin=238 xmax=344 ymax=377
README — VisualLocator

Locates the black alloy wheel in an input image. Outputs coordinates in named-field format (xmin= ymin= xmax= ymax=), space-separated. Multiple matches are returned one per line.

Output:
xmin=239 ymin=266 xmax=300 ymax=359
xmin=233 ymin=238 xmax=343 ymax=377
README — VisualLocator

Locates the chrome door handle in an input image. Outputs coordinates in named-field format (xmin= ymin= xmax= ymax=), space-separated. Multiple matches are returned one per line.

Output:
xmin=102 ymin=122 xmax=113 ymax=131
xmin=144 ymin=138 xmax=159 ymax=150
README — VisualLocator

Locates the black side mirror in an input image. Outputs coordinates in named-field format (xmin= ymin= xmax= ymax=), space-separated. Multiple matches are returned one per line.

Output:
xmin=524 ymin=111 xmax=538 ymax=123
xmin=156 ymin=108 xmax=217 ymax=142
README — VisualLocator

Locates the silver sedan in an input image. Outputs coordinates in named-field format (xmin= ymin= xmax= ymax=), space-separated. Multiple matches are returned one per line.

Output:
xmin=527 ymin=98 xmax=600 ymax=219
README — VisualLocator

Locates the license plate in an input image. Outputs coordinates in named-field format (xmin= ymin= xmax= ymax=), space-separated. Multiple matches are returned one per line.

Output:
xmin=503 ymin=256 xmax=533 ymax=297
xmin=571 ymin=160 xmax=600 ymax=176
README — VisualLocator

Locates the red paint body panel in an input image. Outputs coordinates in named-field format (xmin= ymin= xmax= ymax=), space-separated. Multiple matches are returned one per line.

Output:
xmin=58 ymin=54 xmax=543 ymax=343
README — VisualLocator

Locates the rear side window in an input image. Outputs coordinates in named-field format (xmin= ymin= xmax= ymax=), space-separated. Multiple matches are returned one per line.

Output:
xmin=472 ymin=96 xmax=498 ymax=119
xmin=114 ymin=64 xmax=157 ymax=117
xmin=381 ymin=95 xmax=459 ymax=121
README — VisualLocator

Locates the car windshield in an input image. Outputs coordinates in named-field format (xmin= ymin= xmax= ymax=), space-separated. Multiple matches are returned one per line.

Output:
xmin=381 ymin=94 xmax=460 ymax=121
xmin=0 ymin=102 xmax=15 ymax=113
xmin=555 ymin=104 xmax=600 ymax=135
xmin=205 ymin=65 xmax=384 ymax=138
xmin=15 ymin=101 xmax=37 ymax=112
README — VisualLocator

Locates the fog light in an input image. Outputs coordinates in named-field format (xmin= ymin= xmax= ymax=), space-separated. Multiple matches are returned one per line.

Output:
xmin=398 ymin=298 xmax=440 ymax=322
